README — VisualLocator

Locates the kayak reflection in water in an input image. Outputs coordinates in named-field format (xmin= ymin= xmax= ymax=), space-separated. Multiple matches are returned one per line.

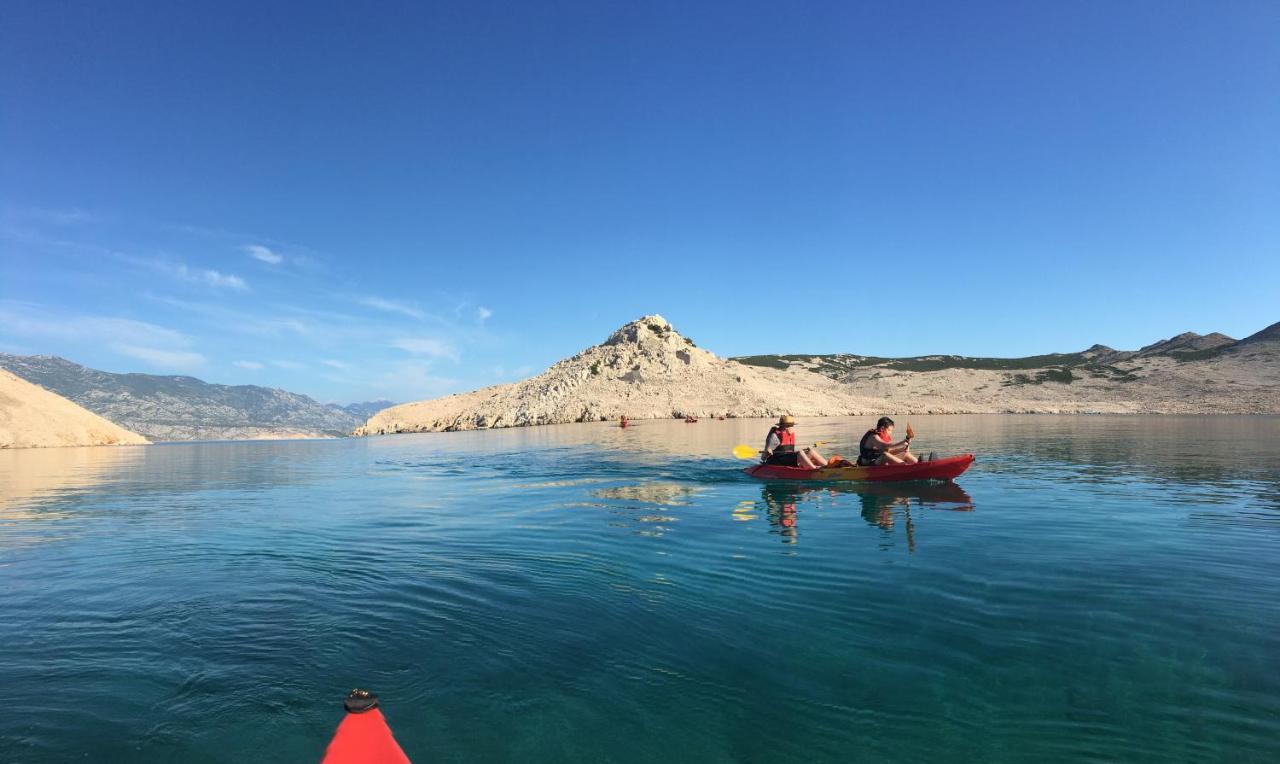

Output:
xmin=758 ymin=482 xmax=974 ymax=548
xmin=761 ymin=484 xmax=803 ymax=544
xmin=859 ymin=491 xmax=922 ymax=553
xmin=762 ymin=414 xmax=828 ymax=469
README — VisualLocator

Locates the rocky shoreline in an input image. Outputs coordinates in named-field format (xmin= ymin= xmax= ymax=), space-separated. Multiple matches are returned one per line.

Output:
xmin=357 ymin=316 xmax=1280 ymax=436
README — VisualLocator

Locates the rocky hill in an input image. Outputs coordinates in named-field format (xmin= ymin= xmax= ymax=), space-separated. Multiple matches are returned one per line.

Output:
xmin=357 ymin=315 xmax=885 ymax=434
xmin=0 ymin=354 xmax=364 ymax=441
xmin=1 ymin=368 xmax=149 ymax=448
xmin=733 ymin=323 xmax=1280 ymax=414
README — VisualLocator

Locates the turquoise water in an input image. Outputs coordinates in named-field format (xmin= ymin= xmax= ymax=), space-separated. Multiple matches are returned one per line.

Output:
xmin=1 ymin=415 xmax=1278 ymax=762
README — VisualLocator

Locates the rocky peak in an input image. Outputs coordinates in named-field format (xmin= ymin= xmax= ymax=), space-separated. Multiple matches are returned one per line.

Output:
xmin=1139 ymin=332 xmax=1201 ymax=353
xmin=1137 ymin=331 xmax=1237 ymax=357
xmin=602 ymin=314 xmax=697 ymax=351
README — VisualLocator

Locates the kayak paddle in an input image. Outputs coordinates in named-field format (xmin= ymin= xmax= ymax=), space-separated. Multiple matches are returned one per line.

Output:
xmin=733 ymin=441 xmax=830 ymax=460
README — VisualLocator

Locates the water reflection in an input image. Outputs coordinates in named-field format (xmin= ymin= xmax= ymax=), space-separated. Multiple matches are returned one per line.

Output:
xmin=355 ymin=414 xmax=1280 ymax=488
xmin=0 ymin=440 xmax=366 ymax=557
xmin=590 ymin=483 xmax=701 ymax=505
xmin=0 ymin=445 xmax=145 ymax=517
xmin=758 ymin=481 xmax=974 ymax=549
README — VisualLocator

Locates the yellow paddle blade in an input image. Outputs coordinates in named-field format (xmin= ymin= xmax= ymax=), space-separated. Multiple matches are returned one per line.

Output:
xmin=732 ymin=444 xmax=759 ymax=460
xmin=906 ymin=423 xmax=916 ymax=440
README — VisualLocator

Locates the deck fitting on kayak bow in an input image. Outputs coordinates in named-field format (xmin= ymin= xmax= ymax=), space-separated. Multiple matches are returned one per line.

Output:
xmin=325 ymin=688 xmax=410 ymax=763
xmin=344 ymin=689 xmax=381 ymax=713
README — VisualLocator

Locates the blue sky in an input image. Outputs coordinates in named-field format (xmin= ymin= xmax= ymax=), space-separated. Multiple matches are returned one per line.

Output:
xmin=2 ymin=1 xmax=1277 ymax=403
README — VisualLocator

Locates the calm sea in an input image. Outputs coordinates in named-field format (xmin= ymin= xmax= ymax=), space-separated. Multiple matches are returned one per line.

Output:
xmin=2 ymin=415 xmax=1277 ymax=762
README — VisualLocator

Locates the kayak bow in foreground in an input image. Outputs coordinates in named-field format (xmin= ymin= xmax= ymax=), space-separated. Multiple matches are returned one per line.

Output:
xmin=745 ymin=453 xmax=975 ymax=482
xmin=323 ymin=689 xmax=410 ymax=764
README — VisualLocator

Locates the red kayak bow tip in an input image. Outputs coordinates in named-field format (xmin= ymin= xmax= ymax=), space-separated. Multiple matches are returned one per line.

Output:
xmin=322 ymin=689 xmax=410 ymax=764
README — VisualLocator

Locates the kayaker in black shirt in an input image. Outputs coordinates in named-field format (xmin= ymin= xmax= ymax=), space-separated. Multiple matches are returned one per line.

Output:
xmin=858 ymin=417 xmax=918 ymax=466
xmin=763 ymin=415 xmax=828 ymax=468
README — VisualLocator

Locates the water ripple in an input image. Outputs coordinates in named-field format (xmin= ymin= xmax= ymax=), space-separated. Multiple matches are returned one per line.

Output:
xmin=1 ymin=416 xmax=1278 ymax=761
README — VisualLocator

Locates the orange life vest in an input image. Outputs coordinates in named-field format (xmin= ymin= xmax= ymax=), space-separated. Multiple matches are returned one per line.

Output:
xmin=768 ymin=426 xmax=796 ymax=453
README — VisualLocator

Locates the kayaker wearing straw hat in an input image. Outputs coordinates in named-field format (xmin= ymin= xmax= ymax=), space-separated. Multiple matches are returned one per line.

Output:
xmin=763 ymin=415 xmax=828 ymax=469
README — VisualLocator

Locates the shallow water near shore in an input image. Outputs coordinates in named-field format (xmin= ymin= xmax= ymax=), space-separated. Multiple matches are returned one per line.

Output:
xmin=2 ymin=415 xmax=1278 ymax=762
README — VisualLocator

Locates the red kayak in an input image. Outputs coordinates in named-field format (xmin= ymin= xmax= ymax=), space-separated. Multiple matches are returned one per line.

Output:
xmin=745 ymin=454 xmax=975 ymax=482
xmin=323 ymin=690 xmax=410 ymax=764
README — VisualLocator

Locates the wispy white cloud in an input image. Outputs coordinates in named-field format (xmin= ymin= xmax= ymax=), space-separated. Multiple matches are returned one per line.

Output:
xmin=0 ymin=304 xmax=186 ymax=347
xmin=491 ymin=364 xmax=535 ymax=380
xmin=147 ymin=295 xmax=317 ymax=338
xmin=169 ymin=224 xmax=325 ymax=270
xmin=373 ymin=360 xmax=460 ymax=401
xmin=0 ymin=302 xmax=212 ymax=373
xmin=4 ymin=206 xmax=103 ymax=226
xmin=360 ymin=296 xmax=426 ymax=320
xmin=123 ymin=257 xmax=249 ymax=291
xmin=114 ymin=345 xmax=207 ymax=370
xmin=168 ymin=263 xmax=248 ymax=290
xmin=233 ymin=360 xmax=264 ymax=370
xmin=477 ymin=306 xmax=493 ymax=322
xmin=242 ymin=244 xmax=283 ymax=265
xmin=0 ymin=223 xmax=119 ymax=256
xmin=321 ymin=359 xmax=349 ymax=369
xmin=392 ymin=337 xmax=459 ymax=361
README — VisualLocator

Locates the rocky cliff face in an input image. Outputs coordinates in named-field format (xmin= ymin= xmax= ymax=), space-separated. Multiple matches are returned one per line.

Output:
xmin=357 ymin=315 xmax=885 ymax=434
xmin=1 ymin=368 xmax=149 ymax=448
xmin=0 ymin=354 xmax=363 ymax=441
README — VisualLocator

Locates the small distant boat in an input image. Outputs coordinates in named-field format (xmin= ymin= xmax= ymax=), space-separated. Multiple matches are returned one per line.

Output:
xmin=684 ymin=417 xmax=698 ymax=423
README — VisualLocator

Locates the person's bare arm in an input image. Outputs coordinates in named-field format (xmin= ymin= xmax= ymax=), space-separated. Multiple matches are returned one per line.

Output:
xmin=763 ymin=432 xmax=780 ymax=460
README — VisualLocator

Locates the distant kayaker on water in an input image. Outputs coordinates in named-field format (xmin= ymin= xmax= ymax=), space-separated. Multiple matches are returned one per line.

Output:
xmin=763 ymin=415 xmax=828 ymax=468
xmin=858 ymin=417 xmax=918 ymax=466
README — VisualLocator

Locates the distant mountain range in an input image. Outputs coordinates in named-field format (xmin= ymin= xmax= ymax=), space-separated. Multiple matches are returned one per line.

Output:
xmin=0 ymin=354 xmax=394 ymax=441
xmin=335 ymin=400 xmax=397 ymax=420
